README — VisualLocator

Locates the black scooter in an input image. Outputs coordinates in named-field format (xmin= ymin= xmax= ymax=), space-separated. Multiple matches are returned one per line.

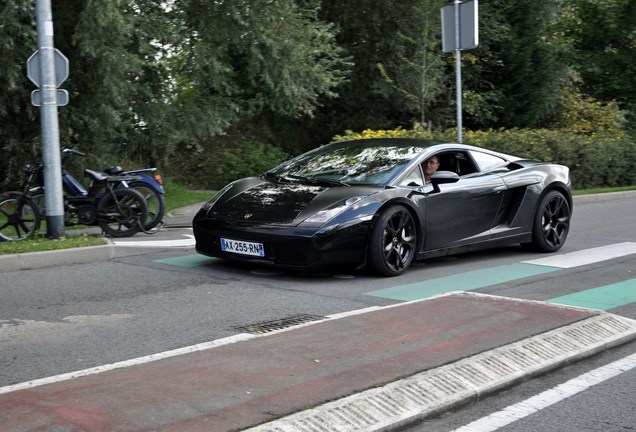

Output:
xmin=0 ymin=154 xmax=148 ymax=241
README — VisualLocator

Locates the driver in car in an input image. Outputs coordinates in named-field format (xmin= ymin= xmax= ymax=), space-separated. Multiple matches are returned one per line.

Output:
xmin=424 ymin=156 xmax=440 ymax=184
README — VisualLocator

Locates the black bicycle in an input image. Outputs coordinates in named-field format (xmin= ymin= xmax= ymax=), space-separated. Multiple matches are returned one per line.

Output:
xmin=0 ymin=157 xmax=148 ymax=241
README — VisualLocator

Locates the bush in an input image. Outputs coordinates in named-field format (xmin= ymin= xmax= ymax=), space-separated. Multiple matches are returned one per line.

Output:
xmin=549 ymin=87 xmax=627 ymax=138
xmin=462 ymin=129 xmax=636 ymax=189
xmin=333 ymin=127 xmax=636 ymax=190
xmin=167 ymin=138 xmax=289 ymax=190
xmin=332 ymin=126 xmax=436 ymax=141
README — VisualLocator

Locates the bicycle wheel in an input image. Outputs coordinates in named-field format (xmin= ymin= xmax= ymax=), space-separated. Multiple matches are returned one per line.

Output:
xmin=0 ymin=194 xmax=42 ymax=241
xmin=128 ymin=181 xmax=165 ymax=230
xmin=29 ymin=190 xmax=47 ymax=234
xmin=97 ymin=188 xmax=148 ymax=237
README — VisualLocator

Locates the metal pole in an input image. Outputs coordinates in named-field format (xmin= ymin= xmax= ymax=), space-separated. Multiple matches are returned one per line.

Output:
xmin=454 ymin=0 xmax=463 ymax=143
xmin=35 ymin=0 xmax=65 ymax=238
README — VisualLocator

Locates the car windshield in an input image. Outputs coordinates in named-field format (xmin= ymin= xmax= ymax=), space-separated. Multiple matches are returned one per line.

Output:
xmin=268 ymin=140 xmax=427 ymax=186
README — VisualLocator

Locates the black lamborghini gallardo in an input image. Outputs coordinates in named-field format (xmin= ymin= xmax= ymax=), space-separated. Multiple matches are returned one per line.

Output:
xmin=193 ymin=139 xmax=572 ymax=276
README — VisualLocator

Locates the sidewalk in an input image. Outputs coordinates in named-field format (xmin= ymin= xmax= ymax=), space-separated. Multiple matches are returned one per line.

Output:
xmin=2 ymin=292 xmax=635 ymax=432
xmin=0 ymin=202 xmax=204 ymax=272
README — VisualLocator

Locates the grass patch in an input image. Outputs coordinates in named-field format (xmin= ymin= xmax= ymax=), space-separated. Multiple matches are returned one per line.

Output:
xmin=572 ymin=185 xmax=636 ymax=195
xmin=0 ymin=182 xmax=214 ymax=255
xmin=0 ymin=233 xmax=106 ymax=255
xmin=163 ymin=180 xmax=214 ymax=212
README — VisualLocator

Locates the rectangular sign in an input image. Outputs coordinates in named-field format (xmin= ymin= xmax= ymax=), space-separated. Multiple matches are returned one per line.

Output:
xmin=441 ymin=0 xmax=479 ymax=52
xmin=31 ymin=89 xmax=69 ymax=107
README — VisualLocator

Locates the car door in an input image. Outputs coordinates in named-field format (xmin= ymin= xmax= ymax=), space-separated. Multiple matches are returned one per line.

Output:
xmin=423 ymin=171 xmax=507 ymax=251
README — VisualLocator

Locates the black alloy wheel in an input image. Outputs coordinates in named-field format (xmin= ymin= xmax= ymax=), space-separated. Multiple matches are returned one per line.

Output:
xmin=368 ymin=205 xmax=417 ymax=276
xmin=527 ymin=190 xmax=571 ymax=252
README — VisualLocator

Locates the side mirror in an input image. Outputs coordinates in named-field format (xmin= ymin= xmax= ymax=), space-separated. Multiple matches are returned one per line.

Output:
xmin=430 ymin=171 xmax=459 ymax=193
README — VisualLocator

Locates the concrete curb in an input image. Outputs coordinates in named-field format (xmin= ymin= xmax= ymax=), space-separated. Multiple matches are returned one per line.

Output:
xmin=0 ymin=242 xmax=115 ymax=272
xmin=573 ymin=189 xmax=636 ymax=204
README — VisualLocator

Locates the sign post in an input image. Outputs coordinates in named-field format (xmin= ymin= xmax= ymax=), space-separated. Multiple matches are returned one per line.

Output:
xmin=27 ymin=48 xmax=69 ymax=107
xmin=30 ymin=0 xmax=67 ymax=239
xmin=441 ymin=0 xmax=479 ymax=143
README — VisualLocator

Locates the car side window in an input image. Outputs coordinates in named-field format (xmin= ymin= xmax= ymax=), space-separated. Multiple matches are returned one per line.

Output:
xmin=470 ymin=151 xmax=507 ymax=171
xmin=436 ymin=151 xmax=478 ymax=176
xmin=399 ymin=166 xmax=424 ymax=187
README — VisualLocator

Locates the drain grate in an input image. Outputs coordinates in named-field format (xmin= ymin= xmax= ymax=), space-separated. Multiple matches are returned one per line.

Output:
xmin=233 ymin=314 xmax=326 ymax=334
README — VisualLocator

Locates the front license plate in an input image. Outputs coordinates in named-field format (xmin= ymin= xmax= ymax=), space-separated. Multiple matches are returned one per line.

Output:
xmin=220 ymin=237 xmax=265 ymax=257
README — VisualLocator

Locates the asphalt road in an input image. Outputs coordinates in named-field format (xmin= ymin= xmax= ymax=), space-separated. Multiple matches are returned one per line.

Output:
xmin=0 ymin=192 xmax=635 ymax=431
xmin=405 ymin=339 xmax=636 ymax=432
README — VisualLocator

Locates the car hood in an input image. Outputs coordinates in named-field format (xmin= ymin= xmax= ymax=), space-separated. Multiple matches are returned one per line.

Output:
xmin=210 ymin=180 xmax=380 ymax=225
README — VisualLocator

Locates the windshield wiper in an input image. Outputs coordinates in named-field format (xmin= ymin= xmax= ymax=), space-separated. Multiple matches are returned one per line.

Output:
xmin=263 ymin=172 xmax=292 ymax=183
xmin=287 ymin=174 xmax=349 ymax=187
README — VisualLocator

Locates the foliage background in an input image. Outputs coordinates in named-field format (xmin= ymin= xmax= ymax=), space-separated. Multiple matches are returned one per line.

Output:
xmin=1 ymin=0 xmax=634 ymax=191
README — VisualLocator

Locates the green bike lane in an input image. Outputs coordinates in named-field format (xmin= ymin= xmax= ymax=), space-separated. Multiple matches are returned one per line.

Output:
xmin=365 ymin=242 xmax=636 ymax=311
xmin=154 ymin=242 xmax=636 ymax=311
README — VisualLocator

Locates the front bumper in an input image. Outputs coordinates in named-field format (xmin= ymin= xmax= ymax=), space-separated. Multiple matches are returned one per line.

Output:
xmin=192 ymin=215 xmax=372 ymax=271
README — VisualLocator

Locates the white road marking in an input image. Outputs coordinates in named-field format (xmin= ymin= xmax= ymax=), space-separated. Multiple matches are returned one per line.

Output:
xmin=523 ymin=242 xmax=636 ymax=269
xmin=0 ymin=304 xmax=383 ymax=396
xmin=0 ymin=333 xmax=255 ymax=395
xmin=452 ymin=352 xmax=636 ymax=432
xmin=113 ymin=234 xmax=195 ymax=248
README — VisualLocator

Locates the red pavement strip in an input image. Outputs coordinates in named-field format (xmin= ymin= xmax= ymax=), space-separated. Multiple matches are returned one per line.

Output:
xmin=0 ymin=293 xmax=597 ymax=432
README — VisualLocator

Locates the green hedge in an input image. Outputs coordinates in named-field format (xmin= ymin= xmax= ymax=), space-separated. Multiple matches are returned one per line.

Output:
xmin=167 ymin=139 xmax=289 ymax=189
xmin=167 ymin=126 xmax=635 ymax=190
xmin=333 ymin=127 xmax=636 ymax=189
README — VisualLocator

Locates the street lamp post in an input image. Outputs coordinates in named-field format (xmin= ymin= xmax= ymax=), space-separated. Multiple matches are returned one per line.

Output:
xmin=34 ymin=0 xmax=65 ymax=239
xmin=441 ymin=0 xmax=479 ymax=144
xmin=454 ymin=0 xmax=463 ymax=143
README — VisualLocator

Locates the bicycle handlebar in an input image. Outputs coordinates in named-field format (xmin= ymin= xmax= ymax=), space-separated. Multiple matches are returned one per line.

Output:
xmin=62 ymin=148 xmax=86 ymax=157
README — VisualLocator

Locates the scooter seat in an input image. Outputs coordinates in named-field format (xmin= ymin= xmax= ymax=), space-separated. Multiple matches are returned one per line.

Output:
xmin=84 ymin=169 xmax=108 ymax=182
xmin=85 ymin=169 xmax=141 ymax=183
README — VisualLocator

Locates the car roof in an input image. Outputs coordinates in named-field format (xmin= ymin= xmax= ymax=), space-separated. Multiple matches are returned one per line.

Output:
xmin=333 ymin=138 xmax=443 ymax=149
xmin=333 ymin=138 xmax=516 ymax=161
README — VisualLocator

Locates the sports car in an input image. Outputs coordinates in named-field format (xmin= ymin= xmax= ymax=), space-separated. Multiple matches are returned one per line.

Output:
xmin=192 ymin=138 xmax=572 ymax=276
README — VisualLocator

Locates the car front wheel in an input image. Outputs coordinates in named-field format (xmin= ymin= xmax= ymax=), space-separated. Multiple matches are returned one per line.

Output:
xmin=526 ymin=190 xmax=571 ymax=252
xmin=368 ymin=205 xmax=417 ymax=276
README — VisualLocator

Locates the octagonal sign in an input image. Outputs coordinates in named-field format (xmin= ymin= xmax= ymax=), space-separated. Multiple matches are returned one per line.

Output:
xmin=27 ymin=49 xmax=69 ymax=88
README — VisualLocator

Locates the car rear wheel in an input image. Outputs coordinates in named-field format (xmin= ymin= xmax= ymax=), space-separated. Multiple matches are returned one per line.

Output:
xmin=525 ymin=190 xmax=571 ymax=252
xmin=368 ymin=205 xmax=417 ymax=276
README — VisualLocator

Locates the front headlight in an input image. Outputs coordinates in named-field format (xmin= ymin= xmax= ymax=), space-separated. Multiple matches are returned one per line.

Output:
xmin=305 ymin=196 xmax=365 ymax=224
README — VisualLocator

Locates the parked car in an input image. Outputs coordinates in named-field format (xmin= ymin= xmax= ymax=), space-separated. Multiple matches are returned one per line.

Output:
xmin=193 ymin=138 xmax=572 ymax=276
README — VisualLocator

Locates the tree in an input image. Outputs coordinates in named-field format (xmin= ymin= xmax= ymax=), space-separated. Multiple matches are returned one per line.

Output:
xmin=53 ymin=0 xmax=173 ymax=161
xmin=165 ymin=0 xmax=350 ymax=151
xmin=475 ymin=0 xmax=566 ymax=128
xmin=0 ymin=1 xmax=39 ymax=188
xmin=314 ymin=0 xmax=440 ymax=141
xmin=313 ymin=0 xmax=568 ymax=138
xmin=559 ymin=0 xmax=636 ymax=128
xmin=375 ymin=0 xmax=449 ymax=129
xmin=0 ymin=0 xmax=349 ymax=190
